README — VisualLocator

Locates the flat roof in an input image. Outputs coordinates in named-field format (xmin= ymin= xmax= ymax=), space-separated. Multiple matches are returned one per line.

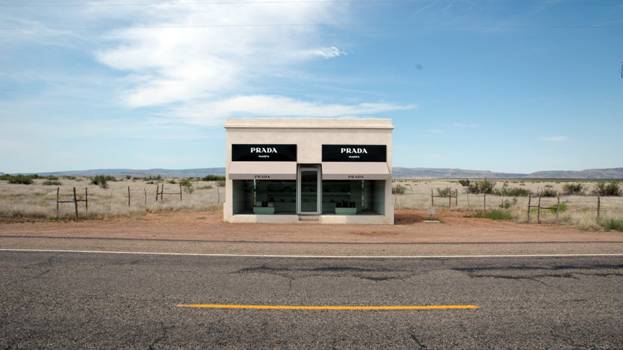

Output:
xmin=224 ymin=118 xmax=393 ymax=129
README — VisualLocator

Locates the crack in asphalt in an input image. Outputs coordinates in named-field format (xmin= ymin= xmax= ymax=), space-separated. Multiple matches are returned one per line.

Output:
xmin=147 ymin=322 xmax=174 ymax=350
xmin=453 ymin=263 xmax=623 ymax=273
xmin=26 ymin=255 xmax=57 ymax=269
xmin=31 ymin=269 xmax=51 ymax=280
xmin=237 ymin=265 xmax=396 ymax=274
xmin=453 ymin=263 xmax=623 ymax=286
xmin=409 ymin=331 xmax=427 ymax=349
xmin=234 ymin=264 xmax=415 ymax=283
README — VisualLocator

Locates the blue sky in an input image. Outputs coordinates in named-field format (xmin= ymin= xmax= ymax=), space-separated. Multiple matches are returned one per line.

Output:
xmin=1 ymin=0 xmax=622 ymax=173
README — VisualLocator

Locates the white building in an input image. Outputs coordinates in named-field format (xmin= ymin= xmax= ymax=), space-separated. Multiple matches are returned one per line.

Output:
xmin=224 ymin=118 xmax=394 ymax=224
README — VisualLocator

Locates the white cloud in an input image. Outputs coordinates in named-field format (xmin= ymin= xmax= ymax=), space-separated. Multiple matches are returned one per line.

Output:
xmin=88 ymin=1 xmax=414 ymax=124
xmin=540 ymin=135 xmax=568 ymax=142
xmin=303 ymin=46 xmax=347 ymax=59
xmin=93 ymin=0 xmax=347 ymax=107
xmin=0 ymin=17 xmax=82 ymax=46
xmin=170 ymin=95 xmax=413 ymax=125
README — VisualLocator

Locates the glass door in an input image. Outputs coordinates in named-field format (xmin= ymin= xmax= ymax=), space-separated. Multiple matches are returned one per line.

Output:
xmin=297 ymin=166 xmax=320 ymax=214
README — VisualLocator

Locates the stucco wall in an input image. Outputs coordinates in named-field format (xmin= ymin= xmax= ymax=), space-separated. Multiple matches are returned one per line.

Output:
xmin=224 ymin=119 xmax=394 ymax=224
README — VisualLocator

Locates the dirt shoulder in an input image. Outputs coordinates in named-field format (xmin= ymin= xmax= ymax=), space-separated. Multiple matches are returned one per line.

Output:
xmin=0 ymin=209 xmax=620 ymax=244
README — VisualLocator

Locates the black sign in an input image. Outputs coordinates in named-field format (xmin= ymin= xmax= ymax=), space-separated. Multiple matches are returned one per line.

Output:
xmin=232 ymin=144 xmax=297 ymax=161
xmin=322 ymin=145 xmax=387 ymax=162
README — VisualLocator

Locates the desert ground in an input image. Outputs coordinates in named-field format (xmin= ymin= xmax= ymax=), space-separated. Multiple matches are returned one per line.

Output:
xmin=2 ymin=177 xmax=623 ymax=349
xmin=0 ymin=176 xmax=621 ymax=232
xmin=393 ymin=178 xmax=623 ymax=229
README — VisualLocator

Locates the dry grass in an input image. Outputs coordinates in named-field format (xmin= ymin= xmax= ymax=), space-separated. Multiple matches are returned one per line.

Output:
xmin=392 ymin=179 xmax=623 ymax=230
xmin=0 ymin=177 xmax=621 ymax=231
xmin=0 ymin=177 xmax=224 ymax=222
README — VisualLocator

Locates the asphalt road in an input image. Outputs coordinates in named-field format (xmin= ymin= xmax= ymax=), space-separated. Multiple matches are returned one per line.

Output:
xmin=1 ymin=251 xmax=623 ymax=349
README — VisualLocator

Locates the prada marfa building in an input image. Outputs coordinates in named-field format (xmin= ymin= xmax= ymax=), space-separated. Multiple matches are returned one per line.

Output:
xmin=224 ymin=118 xmax=394 ymax=224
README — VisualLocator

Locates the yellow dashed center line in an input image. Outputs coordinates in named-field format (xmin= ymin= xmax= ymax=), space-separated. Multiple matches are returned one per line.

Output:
xmin=176 ymin=304 xmax=479 ymax=311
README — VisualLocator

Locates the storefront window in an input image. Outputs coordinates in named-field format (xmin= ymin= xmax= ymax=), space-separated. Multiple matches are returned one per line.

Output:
xmin=233 ymin=180 xmax=296 ymax=214
xmin=233 ymin=179 xmax=384 ymax=215
xmin=322 ymin=180 xmax=385 ymax=215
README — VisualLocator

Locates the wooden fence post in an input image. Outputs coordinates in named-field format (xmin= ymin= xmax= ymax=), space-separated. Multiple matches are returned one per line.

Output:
xmin=483 ymin=193 xmax=486 ymax=211
xmin=128 ymin=186 xmax=131 ymax=207
xmin=430 ymin=189 xmax=434 ymax=207
xmin=56 ymin=187 xmax=60 ymax=218
xmin=179 ymin=183 xmax=183 ymax=201
xmin=144 ymin=188 xmax=147 ymax=207
xmin=556 ymin=196 xmax=560 ymax=221
xmin=455 ymin=190 xmax=458 ymax=206
xmin=155 ymin=184 xmax=159 ymax=202
xmin=85 ymin=188 xmax=88 ymax=216
xmin=161 ymin=184 xmax=164 ymax=201
xmin=73 ymin=187 xmax=79 ymax=220
xmin=448 ymin=187 xmax=451 ymax=209
xmin=537 ymin=195 xmax=542 ymax=224
xmin=527 ymin=194 xmax=531 ymax=223
xmin=597 ymin=195 xmax=601 ymax=221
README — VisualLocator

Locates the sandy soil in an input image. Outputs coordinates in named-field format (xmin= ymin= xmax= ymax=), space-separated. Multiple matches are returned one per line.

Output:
xmin=0 ymin=209 xmax=620 ymax=244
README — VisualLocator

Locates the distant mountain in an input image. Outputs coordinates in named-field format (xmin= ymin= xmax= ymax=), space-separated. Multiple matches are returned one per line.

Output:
xmin=16 ymin=166 xmax=623 ymax=179
xmin=393 ymin=167 xmax=623 ymax=179
xmin=392 ymin=167 xmax=525 ymax=179
xmin=38 ymin=168 xmax=225 ymax=177
xmin=525 ymin=168 xmax=623 ymax=179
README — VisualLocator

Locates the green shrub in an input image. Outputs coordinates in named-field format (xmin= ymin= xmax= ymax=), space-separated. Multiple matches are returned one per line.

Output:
xmin=594 ymin=182 xmax=621 ymax=196
xmin=180 ymin=178 xmax=194 ymax=194
xmin=168 ymin=179 xmax=177 ymax=184
xmin=549 ymin=202 xmax=568 ymax=214
xmin=202 ymin=175 xmax=226 ymax=181
xmin=600 ymin=218 xmax=623 ymax=231
xmin=436 ymin=188 xmax=452 ymax=197
xmin=563 ymin=183 xmax=584 ymax=195
xmin=494 ymin=187 xmax=531 ymax=197
xmin=540 ymin=188 xmax=558 ymax=197
xmin=458 ymin=179 xmax=470 ymax=187
xmin=2 ymin=175 xmax=35 ymax=185
xmin=392 ymin=184 xmax=406 ymax=195
xmin=91 ymin=175 xmax=115 ymax=189
xmin=471 ymin=209 xmax=513 ymax=220
xmin=467 ymin=179 xmax=495 ymax=194
xmin=145 ymin=175 xmax=162 ymax=181
xmin=42 ymin=180 xmax=62 ymax=186
xmin=499 ymin=198 xmax=518 ymax=209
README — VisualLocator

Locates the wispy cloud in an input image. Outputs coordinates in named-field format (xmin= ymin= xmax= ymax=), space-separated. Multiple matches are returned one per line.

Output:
xmin=170 ymin=95 xmax=413 ymax=126
xmin=540 ymin=135 xmax=568 ymax=142
xmin=93 ymin=0 xmax=348 ymax=108
xmin=0 ymin=17 xmax=83 ymax=46
xmin=302 ymin=46 xmax=347 ymax=59
xmin=85 ymin=0 xmax=413 ymax=124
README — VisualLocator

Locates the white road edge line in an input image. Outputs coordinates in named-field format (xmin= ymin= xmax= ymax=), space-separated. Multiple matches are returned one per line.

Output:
xmin=1 ymin=248 xmax=623 ymax=259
